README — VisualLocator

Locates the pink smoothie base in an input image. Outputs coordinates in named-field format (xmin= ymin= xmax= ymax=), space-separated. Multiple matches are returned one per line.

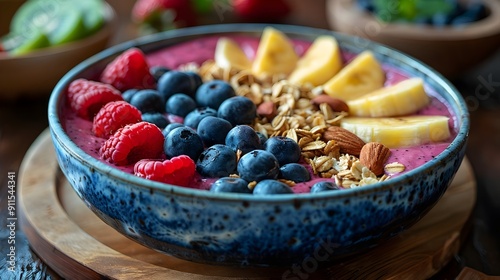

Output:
xmin=62 ymin=35 xmax=457 ymax=194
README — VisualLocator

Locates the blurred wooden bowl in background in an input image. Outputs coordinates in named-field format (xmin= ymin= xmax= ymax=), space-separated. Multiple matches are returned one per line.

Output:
xmin=326 ymin=0 xmax=500 ymax=78
xmin=0 ymin=0 xmax=118 ymax=100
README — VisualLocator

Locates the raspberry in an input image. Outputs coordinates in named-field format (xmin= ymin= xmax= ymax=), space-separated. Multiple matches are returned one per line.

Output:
xmin=100 ymin=122 xmax=164 ymax=166
xmin=134 ymin=155 xmax=195 ymax=187
xmin=131 ymin=0 xmax=197 ymax=27
xmin=92 ymin=101 xmax=142 ymax=138
xmin=100 ymin=48 xmax=155 ymax=92
xmin=67 ymin=79 xmax=123 ymax=120
xmin=132 ymin=0 xmax=165 ymax=22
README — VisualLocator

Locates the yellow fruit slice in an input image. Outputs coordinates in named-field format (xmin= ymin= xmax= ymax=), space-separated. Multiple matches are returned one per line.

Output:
xmin=214 ymin=37 xmax=252 ymax=71
xmin=252 ymin=27 xmax=298 ymax=77
xmin=347 ymin=77 xmax=430 ymax=117
xmin=288 ymin=36 xmax=342 ymax=86
xmin=340 ymin=115 xmax=451 ymax=148
xmin=323 ymin=51 xmax=385 ymax=101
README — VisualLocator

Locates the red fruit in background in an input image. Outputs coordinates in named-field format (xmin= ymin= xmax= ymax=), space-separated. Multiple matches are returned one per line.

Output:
xmin=132 ymin=0 xmax=197 ymax=28
xmin=100 ymin=121 xmax=164 ymax=166
xmin=100 ymin=47 xmax=156 ymax=92
xmin=232 ymin=0 xmax=291 ymax=22
xmin=92 ymin=101 xmax=142 ymax=138
xmin=134 ymin=155 xmax=196 ymax=186
xmin=67 ymin=79 xmax=123 ymax=120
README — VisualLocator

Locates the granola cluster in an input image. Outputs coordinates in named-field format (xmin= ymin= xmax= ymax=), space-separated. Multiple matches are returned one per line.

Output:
xmin=181 ymin=60 xmax=405 ymax=188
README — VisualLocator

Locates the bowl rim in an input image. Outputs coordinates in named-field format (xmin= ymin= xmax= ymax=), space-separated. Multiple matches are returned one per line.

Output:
xmin=48 ymin=23 xmax=470 ymax=202
xmin=328 ymin=0 xmax=500 ymax=41
xmin=0 ymin=1 xmax=118 ymax=61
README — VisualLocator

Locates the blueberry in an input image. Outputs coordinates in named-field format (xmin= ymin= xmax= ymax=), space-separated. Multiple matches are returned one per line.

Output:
xmin=451 ymin=15 xmax=476 ymax=25
xmin=256 ymin=132 xmax=268 ymax=146
xmin=122 ymin=89 xmax=138 ymax=103
xmin=195 ymin=80 xmax=236 ymax=110
xmin=225 ymin=125 xmax=261 ymax=155
xmin=185 ymin=71 xmax=203 ymax=92
xmin=142 ymin=112 xmax=169 ymax=129
xmin=217 ymin=96 xmax=257 ymax=126
xmin=157 ymin=70 xmax=197 ymax=100
xmin=465 ymin=3 xmax=486 ymax=20
xmin=162 ymin=123 xmax=184 ymax=137
xmin=253 ymin=179 xmax=293 ymax=195
xmin=237 ymin=150 xmax=280 ymax=182
xmin=183 ymin=107 xmax=217 ymax=129
xmin=413 ymin=16 xmax=432 ymax=25
xmin=279 ymin=163 xmax=310 ymax=183
xmin=165 ymin=93 xmax=197 ymax=118
xmin=447 ymin=1 xmax=465 ymax=18
xmin=196 ymin=144 xmax=237 ymax=177
xmin=130 ymin=89 xmax=164 ymax=113
xmin=164 ymin=126 xmax=204 ymax=161
xmin=150 ymin=66 xmax=171 ymax=81
xmin=310 ymin=181 xmax=341 ymax=193
xmin=197 ymin=116 xmax=233 ymax=147
xmin=432 ymin=13 xmax=451 ymax=27
xmin=451 ymin=3 xmax=485 ymax=26
xmin=356 ymin=0 xmax=374 ymax=12
xmin=210 ymin=177 xmax=251 ymax=194
xmin=264 ymin=136 xmax=301 ymax=166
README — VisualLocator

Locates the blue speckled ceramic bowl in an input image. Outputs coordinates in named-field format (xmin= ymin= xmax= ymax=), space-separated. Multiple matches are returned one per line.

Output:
xmin=48 ymin=24 xmax=469 ymax=266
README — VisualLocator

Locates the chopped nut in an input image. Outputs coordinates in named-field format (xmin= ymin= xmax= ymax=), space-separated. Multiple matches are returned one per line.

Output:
xmin=311 ymin=95 xmax=350 ymax=113
xmin=257 ymin=101 xmax=277 ymax=120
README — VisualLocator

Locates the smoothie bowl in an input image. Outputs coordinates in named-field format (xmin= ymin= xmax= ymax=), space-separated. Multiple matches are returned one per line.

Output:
xmin=48 ymin=24 xmax=469 ymax=266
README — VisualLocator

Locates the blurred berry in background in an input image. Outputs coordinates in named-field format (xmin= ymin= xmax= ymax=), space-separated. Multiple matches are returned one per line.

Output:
xmin=357 ymin=0 xmax=487 ymax=26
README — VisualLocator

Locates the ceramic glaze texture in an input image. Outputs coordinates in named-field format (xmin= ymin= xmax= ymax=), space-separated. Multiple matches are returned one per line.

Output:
xmin=48 ymin=24 xmax=469 ymax=266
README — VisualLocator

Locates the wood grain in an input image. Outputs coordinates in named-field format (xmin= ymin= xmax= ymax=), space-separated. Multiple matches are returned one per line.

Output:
xmin=18 ymin=130 xmax=477 ymax=279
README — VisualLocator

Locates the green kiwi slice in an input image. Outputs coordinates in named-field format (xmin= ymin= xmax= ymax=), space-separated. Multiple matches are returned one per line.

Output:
xmin=10 ymin=0 xmax=105 ymax=47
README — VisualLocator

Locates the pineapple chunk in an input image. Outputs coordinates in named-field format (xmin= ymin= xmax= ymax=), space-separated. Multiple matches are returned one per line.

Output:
xmin=252 ymin=27 xmax=298 ymax=77
xmin=340 ymin=115 xmax=451 ymax=148
xmin=214 ymin=37 xmax=252 ymax=71
xmin=288 ymin=36 xmax=342 ymax=86
xmin=347 ymin=78 xmax=430 ymax=117
xmin=323 ymin=51 xmax=385 ymax=101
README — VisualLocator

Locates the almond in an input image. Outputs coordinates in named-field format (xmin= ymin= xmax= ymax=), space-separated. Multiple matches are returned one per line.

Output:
xmin=323 ymin=126 xmax=365 ymax=156
xmin=311 ymin=95 xmax=349 ymax=112
xmin=256 ymin=101 xmax=277 ymax=120
xmin=359 ymin=142 xmax=391 ymax=176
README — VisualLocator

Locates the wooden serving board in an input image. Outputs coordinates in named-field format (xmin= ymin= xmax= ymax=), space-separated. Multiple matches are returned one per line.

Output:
xmin=19 ymin=130 xmax=477 ymax=280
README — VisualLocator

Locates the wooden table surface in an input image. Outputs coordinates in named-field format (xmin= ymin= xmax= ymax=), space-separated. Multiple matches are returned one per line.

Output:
xmin=1 ymin=0 xmax=499 ymax=278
